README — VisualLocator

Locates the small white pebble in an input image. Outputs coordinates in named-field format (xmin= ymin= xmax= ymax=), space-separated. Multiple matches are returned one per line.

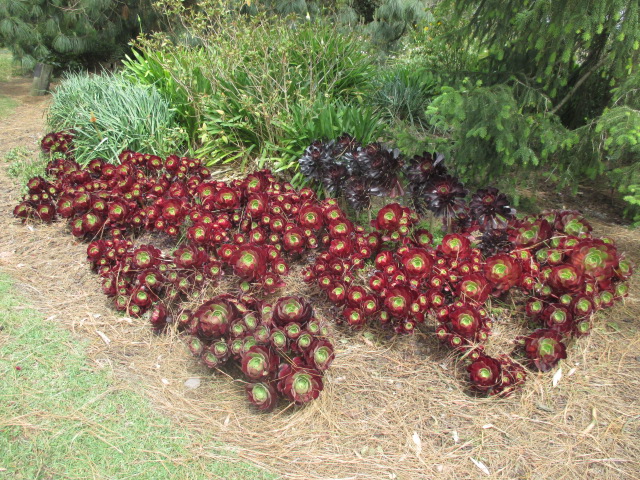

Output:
xmin=184 ymin=377 xmax=201 ymax=389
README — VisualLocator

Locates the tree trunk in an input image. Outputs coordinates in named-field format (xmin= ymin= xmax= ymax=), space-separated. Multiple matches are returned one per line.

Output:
xmin=31 ymin=63 xmax=54 ymax=96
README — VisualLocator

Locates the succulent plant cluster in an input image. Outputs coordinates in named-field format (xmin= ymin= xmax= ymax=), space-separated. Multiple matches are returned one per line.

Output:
xmin=299 ymin=137 xmax=515 ymax=228
xmin=299 ymin=134 xmax=403 ymax=210
xmin=184 ymin=295 xmax=333 ymax=410
xmin=40 ymin=130 xmax=74 ymax=155
xmin=304 ymin=200 xmax=632 ymax=395
xmin=13 ymin=131 xmax=634 ymax=399
xmin=14 ymin=131 xmax=346 ymax=410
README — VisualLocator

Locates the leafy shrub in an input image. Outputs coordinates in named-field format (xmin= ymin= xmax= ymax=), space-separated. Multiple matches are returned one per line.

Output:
xmin=123 ymin=49 xmax=212 ymax=144
xmin=47 ymin=73 xmax=184 ymax=165
xmin=127 ymin=16 xmax=376 ymax=167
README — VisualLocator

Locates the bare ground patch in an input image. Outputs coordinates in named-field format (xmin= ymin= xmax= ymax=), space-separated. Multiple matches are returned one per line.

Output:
xmin=0 ymin=79 xmax=639 ymax=480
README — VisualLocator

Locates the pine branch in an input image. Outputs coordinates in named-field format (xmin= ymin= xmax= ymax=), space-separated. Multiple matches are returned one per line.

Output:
xmin=550 ymin=55 xmax=608 ymax=116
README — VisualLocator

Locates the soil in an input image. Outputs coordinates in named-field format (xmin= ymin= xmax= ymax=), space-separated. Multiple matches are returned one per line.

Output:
xmin=1 ymin=77 xmax=639 ymax=480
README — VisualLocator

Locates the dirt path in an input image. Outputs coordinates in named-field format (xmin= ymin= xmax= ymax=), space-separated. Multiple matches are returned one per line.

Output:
xmin=1 ymin=78 xmax=639 ymax=480
xmin=0 ymin=79 xmax=48 ymax=154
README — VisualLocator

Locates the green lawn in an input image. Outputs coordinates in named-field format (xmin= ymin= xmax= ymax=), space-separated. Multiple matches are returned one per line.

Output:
xmin=0 ymin=272 xmax=276 ymax=479
xmin=0 ymin=49 xmax=16 ymax=82
xmin=0 ymin=49 xmax=18 ymax=119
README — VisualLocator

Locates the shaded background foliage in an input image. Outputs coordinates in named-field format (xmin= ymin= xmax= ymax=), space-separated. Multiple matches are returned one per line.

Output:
xmin=0 ymin=0 xmax=161 ymax=70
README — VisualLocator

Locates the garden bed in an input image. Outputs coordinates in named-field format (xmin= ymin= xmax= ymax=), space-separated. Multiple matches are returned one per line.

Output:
xmin=1 ymin=78 xmax=639 ymax=480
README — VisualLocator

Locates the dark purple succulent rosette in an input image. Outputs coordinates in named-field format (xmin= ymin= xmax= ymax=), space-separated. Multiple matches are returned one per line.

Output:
xmin=469 ymin=187 xmax=515 ymax=231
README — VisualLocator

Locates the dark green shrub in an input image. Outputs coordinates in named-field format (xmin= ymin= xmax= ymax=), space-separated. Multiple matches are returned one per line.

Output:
xmin=127 ymin=15 xmax=376 ymax=168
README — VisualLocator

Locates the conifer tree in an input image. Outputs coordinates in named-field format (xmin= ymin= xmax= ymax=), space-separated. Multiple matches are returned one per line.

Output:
xmin=0 ymin=0 xmax=158 ymax=92
xmin=441 ymin=0 xmax=640 ymax=128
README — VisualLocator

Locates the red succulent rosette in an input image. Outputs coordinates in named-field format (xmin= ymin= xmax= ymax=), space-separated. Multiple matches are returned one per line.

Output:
xmin=187 ymin=222 xmax=211 ymax=244
xmin=272 ymin=296 xmax=313 ymax=326
xmin=343 ymin=307 xmax=366 ymax=327
xmin=282 ymin=227 xmax=306 ymax=254
xmin=494 ymin=356 xmax=527 ymax=397
xmin=107 ymin=199 xmax=129 ymax=223
xmin=524 ymin=329 xmax=567 ymax=372
xmin=569 ymin=294 xmax=594 ymax=318
xmin=510 ymin=218 xmax=552 ymax=247
xmin=483 ymin=254 xmax=522 ymax=292
xmin=371 ymin=203 xmax=404 ymax=232
xmin=148 ymin=302 xmax=169 ymax=330
xmin=328 ymin=237 xmax=353 ymax=258
xmin=213 ymin=186 xmax=240 ymax=210
xmin=246 ymin=382 xmax=278 ymax=411
xmin=132 ymin=245 xmax=161 ymax=269
xmin=174 ymin=244 xmax=205 ymax=269
xmin=328 ymin=283 xmax=347 ymax=304
xmin=569 ymin=239 xmax=618 ymax=286
xmin=298 ymin=204 xmax=324 ymax=230
xmin=159 ymin=198 xmax=185 ymax=223
xmin=193 ymin=296 xmax=237 ymax=339
xmin=229 ymin=244 xmax=267 ymax=281
xmin=548 ymin=264 xmax=583 ymax=293
xmin=276 ymin=357 xmax=324 ymax=405
xmin=346 ymin=285 xmax=367 ymax=308
xmin=468 ymin=355 xmax=502 ymax=392
xmin=305 ymin=339 xmax=335 ymax=372
xmin=456 ymin=273 xmax=491 ymax=304
xmin=383 ymin=287 xmax=414 ymax=318
xmin=243 ymin=170 xmax=272 ymax=194
xmin=401 ymin=248 xmax=433 ymax=279
xmin=614 ymin=258 xmax=633 ymax=281
xmin=449 ymin=305 xmax=482 ymax=339
xmin=542 ymin=304 xmax=573 ymax=333
xmin=439 ymin=233 xmax=471 ymax=258
xmin=245 ymin=193 xmax=268 ymax=217
xmin=554 ymin=210 xmax=592 ymax=236
xmin=241 ymin=345 xmax=279 ymax=381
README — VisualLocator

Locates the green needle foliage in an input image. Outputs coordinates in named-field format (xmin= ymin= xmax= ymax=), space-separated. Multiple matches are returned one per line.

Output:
xmin=0 ymin=0 xmax=160 ymax=70
xmin=397 ymin=1 xmax=640 ymax=220
xmin=441 ymin=0 xmax=640 ymax=128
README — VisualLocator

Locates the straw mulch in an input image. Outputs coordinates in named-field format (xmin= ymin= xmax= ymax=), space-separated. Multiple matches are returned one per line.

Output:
xmin=0 ymin=82 xmax=638 ymax=480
